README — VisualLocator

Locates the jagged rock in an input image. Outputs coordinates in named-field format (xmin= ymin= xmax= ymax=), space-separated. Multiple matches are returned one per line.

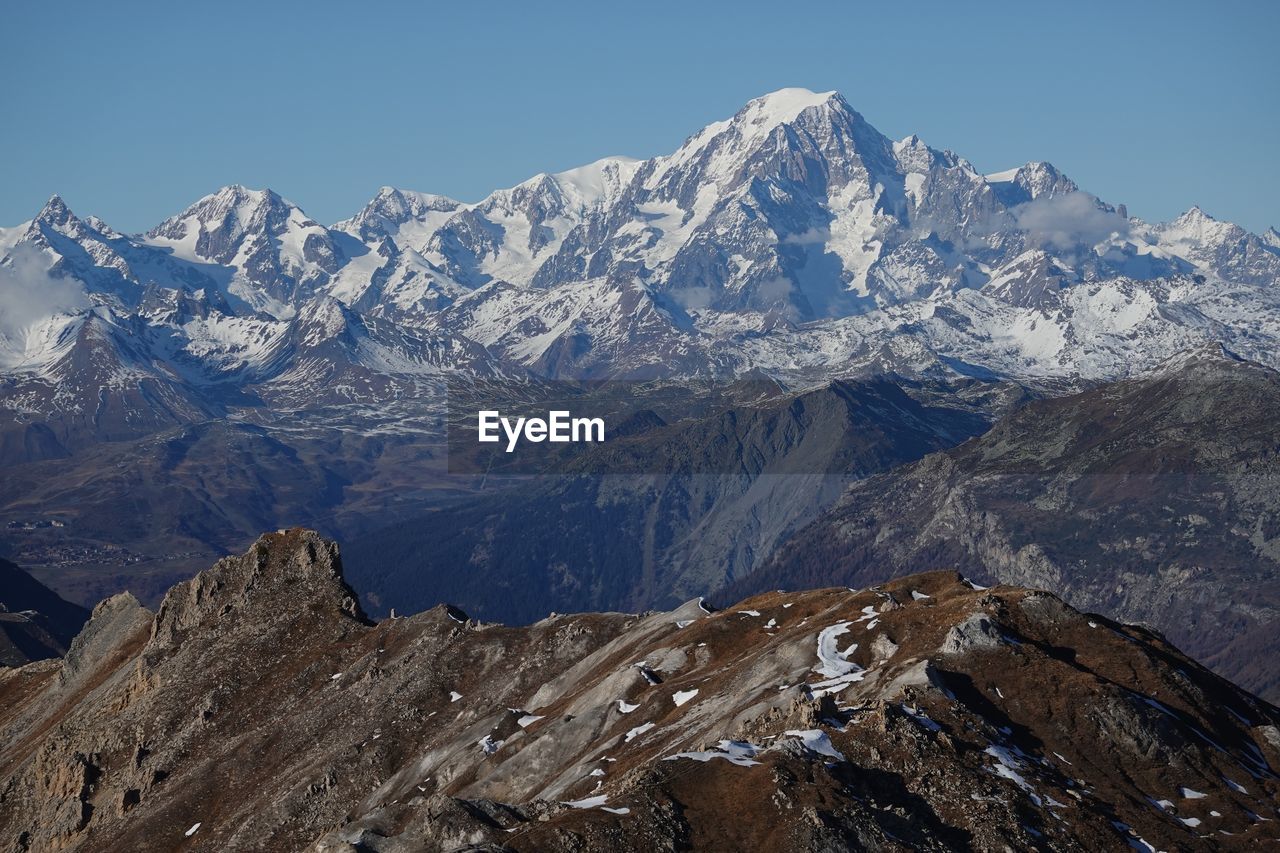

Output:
xmin=939 ymin=612 xmax=1006 ymax=655
xmin=0 ymin=534 xmax=1277 ymax=852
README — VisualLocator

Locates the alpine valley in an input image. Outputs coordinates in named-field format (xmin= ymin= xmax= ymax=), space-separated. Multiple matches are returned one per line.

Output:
xmin=3 ymin=87 xmax=1280 ymax=702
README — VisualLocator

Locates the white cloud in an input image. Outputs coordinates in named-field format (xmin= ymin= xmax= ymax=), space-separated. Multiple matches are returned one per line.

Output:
xmin=781 ymin=226 xmax=830 ymax=246
xmin=1010 ymin=192 xmax=1128 ymax=250
xmin=0 ymin=244 xmax=90 ymax=342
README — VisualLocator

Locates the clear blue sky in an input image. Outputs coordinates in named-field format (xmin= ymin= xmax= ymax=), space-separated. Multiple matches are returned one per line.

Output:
xmin=3 ymin=0 xmax=1276 ymax=233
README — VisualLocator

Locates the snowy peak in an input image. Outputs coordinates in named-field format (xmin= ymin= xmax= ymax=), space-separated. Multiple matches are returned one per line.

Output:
xmin=372 ymin=185 xmax=460 ymax=219
xmin=147 ymin=184 xmax=313 ymax=257
xmin=293 ymin=294 xmax=361 ymax=346
xmin=23 ymin=194 xmax=103 ymax=246
xmin=648 ymin=87 xmax=883 ymax=194
xmin=31 ymin=194 xmax=75 ymax=229
xmin=335 ymin=186 xmax=461 ymax=244
xmin=737 ymin=87 xmax=842 ymax=133
xmin=1162 ymin=203 xmax=1218 ymax=235
xmin=1146 ymin=204 xmax=1280 ymax=286
xmin=548 ymin=156 xmax=642 ymax=210
xmin=145 ymin=185 xmax=351 ymax=316
xmin=3 ymin=88 xmax=1280 ymax=389
xmin=1159 ymin=205 xmax=1235 ymax=244
xmin=985 ymin=161 xmax=1078 ymax=206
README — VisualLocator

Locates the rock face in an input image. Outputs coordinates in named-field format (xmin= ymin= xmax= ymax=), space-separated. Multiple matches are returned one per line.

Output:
xmin=732 ymin=349 xmax=1280 ymax=702
xmin=2 ymin=531 xmax=1278 ymax=851
xmin=0 ymin=559 xmax=89 ymax=666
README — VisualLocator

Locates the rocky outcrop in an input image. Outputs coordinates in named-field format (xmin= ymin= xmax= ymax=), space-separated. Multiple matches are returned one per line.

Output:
xmin=1 ymin=531 xmax=1278 ymax=851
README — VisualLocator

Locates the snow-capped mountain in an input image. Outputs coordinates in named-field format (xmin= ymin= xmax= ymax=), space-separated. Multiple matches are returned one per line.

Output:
xmin=143 ymin=185 xmax=357 ymax=317
xmin=2 ymin=87 xmax=1279 ymax=421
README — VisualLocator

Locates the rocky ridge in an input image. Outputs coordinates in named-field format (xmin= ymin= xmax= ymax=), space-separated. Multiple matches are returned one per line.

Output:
xmin=1 ymin=530 xmax=1278 ymax=851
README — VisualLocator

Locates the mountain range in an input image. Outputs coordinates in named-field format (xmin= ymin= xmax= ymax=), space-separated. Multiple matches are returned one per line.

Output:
xmin=4 ymin=88 xmax=1279 ymax=438
xmin=3 ymin=530 xmax=1278 ymax=851
xmin=3 ymin=87 xmax=1280 ymax=696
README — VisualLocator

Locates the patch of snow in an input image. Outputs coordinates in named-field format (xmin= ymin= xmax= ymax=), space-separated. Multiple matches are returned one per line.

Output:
xmin=911 ymin=590 xmax=930 ymax=601
xmin=985 ymin=745 xmax=1042 ymax=806
xmin=665 ymin=740 xmax=761 ymax=767
xmin=1223 ymin=777 xmax=1248 ymax=794
xmin=673 ymin=689 xmax=699 ymax=707
xmin=449 ymin=691 xmax=462 ymax=702
xmin=563 ymin=795 xmax=609 ymax=809
xmin=901 ymin=704 xmax=942 ymax=732
xmin=185 ymin=823 xmax=202 ymax=837
xmin=783 ymin=729 xmax=845 ymax=761
xmin=814 ymin=622 xmax=858 ymax=677
xmin=809 ymin=620 xmax=867 ymax=698
xmin=1111 ymin=820 xmax=1158 ymax=853
xmin=624 ymin=722 xmax=655 ymax=742
xmin=617 ymin=700 xmax=639 ymax=714
xmin=517 ymin=715 xmax=544 ymax=728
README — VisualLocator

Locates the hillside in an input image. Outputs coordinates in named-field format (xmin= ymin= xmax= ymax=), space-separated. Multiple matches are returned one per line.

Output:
xmin=1 ymin=530 xmax=1277 ymax=850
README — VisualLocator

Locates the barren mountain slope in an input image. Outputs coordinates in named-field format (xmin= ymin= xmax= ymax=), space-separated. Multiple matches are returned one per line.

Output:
xmin=1 ymin=530 xmax=1278 ymax=851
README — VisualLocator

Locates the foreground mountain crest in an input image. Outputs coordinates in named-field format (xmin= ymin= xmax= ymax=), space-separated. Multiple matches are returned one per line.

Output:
xmin=1 ymin=531 xmax=1277 ymax=851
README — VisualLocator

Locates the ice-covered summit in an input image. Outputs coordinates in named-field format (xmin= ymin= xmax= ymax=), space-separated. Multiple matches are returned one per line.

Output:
xmin=2 ymin=87 xmax=1280 ymax=401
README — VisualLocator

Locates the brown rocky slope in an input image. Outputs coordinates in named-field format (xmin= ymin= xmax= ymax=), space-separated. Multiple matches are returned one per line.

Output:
xmin=1 ymin=530 xmax=1278 ymax=851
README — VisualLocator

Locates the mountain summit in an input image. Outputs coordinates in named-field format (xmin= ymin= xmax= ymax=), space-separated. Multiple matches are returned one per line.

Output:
xmin=3 ymin=87 xmax=1278 ymax=386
